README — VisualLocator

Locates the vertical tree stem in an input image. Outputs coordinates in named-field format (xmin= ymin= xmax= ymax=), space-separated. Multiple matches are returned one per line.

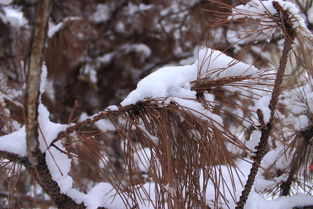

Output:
xmin=25 ymin=0 xmax=51 ymax=166
xmin=24 ymin=2 xmax=93 ymax=208
xmin=235 ymin=2 xmax=296 ymax=208
xmin=236 ymin=37 xmax=294 ymax=209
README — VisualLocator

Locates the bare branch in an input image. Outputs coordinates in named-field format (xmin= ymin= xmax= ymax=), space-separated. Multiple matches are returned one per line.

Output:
xmin=25 ymin=0 xmax=51 ymax=166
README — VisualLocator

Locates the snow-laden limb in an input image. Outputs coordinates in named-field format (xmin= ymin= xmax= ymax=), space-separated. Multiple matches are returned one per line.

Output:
xmin=38 ymin=104 xmax=74 ymax=194
xmin=1 ymin=49 xmax=312 ymax=209
xmin=0 ymin=103 xmax=88 ymax=205
xmin=34 ymin=101 xmax=123 ymax=208
xmin=28 ymin=103 xmax=95 ymax=206
xmin=1 ymin=61 xmax=87 ymax=207
xmin=0 ymin=102 xmax=79 ymax=196
xmin=121 ymin=47 xmax=258 ymax=106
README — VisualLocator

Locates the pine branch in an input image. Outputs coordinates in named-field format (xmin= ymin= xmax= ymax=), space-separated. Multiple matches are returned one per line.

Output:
xmin=280 ymin=126 xmax=313 ymax=196
xmin=235 ymin=2 xmax=296 ymax=208
xmin=32 ymin=153 xmax=86 ymax=209
xmin=0 ymin=151 xmax=30 ymax=168
xmin=49 ymin=106 xmax=130 ymax=146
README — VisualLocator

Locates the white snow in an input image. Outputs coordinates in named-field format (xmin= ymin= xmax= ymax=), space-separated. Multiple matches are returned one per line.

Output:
xmin=126 ymin=3 xmax=153 ymax=16
xmin=172 ymin=97 xmax=223 ymax=124
xmin=121 ymin=63 xmax=196 ymax=106
xmin=48 ymin=22 xmax=63 ymax=38
xmin=203 ymin=159 xmax=253 ymax=208
xmin=0 ymin=126 xmax=26 ymax=157
xmin=246 ymin=130 xmax=261 ymax=153
xmin=115 ymin=21 xmax=125 ymax=33
xmin=294 ymin=114 xmax=310 ymax=130
xmin=198 ymin=48 xmax=258 ymax=79
xmin=246 ymin=192 xmax=313 ymax=209
xmin=134 ymin=147 xmax=151 ymax=172
xmin=254 ymin=95 xmax=271 ymax=123
xmin=85 ymin=183 xmax=108 ymax=209
xmin=79 ymin=112 xmax=116 ymax=132
xmin=90 ymin=4 xmax=110 ymax=23
xmin=97 ymin=53 xmax=115 ymax=65
xmin=138 ymin=4 xmax=154 ymax=11
xmin=0 ymin=6 xmax=27 ymax=27
xmin=122 ymin=43 xmax=152 ymax=60
xmin=85 ymin=183 xmax=125 ymax=209
xmin=37 ymin=104 xmax=74 ymax=194
xmin=95 ymin=119 xmax=115 ymax=132
xmin=254 ymin=144 xmax=290 ymax=192
xmin=48 ymin=17 xmax=81 ymax=38
xmin=81 ymin=64 xmax=98 ymax=84
xmin=40 ymin=64 xmax=48 ymax=95
xmin=121 ymin=47 xmax=258 ymax=106
xmin=0 ymin=0 xmax=12 ymax=5
xmin=37 ymin=104 xmax=68 ymax=152
xmin=308 ymin=7 xmax=313 ymax=24
xmin=67 ymin=189 xmax=87 ymax=204
xmin=106 ymin=105 xmax=119 ymax=111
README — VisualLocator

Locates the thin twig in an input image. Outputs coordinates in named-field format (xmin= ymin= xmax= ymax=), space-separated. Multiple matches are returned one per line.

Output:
xmin=280 ymin=126 xmax=313 ymax=196
xmin=0 ymin=151 xmax=30 ymax=168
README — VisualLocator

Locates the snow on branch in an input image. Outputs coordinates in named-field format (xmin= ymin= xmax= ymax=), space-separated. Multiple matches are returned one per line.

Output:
xmin=2 ymin=0 xmax=313 ymax=208
xmin=228 ymin=0 xmax=312 ymax=41
xmin=38 ymin=46 xmax=264 ymax=208
xmin=121 ymin=47 xmax=258 ymax=106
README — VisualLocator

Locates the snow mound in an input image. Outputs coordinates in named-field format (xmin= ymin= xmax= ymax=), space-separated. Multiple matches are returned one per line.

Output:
xmin=121 ymin=47 xmax=257 ymax=106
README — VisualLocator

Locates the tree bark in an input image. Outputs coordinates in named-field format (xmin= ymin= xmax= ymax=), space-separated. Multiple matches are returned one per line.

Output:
xmin=24 ymin=1 xmax=91 ymax=208
xmin=25 ymin=0 xmax=50 ymax=167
